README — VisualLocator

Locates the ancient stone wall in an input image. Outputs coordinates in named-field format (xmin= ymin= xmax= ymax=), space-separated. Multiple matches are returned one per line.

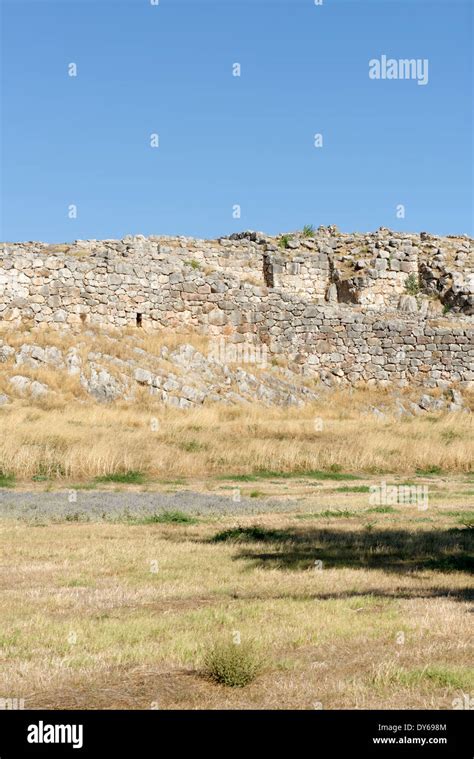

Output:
xmin=0 ymin=228 xmax=472 ymax=389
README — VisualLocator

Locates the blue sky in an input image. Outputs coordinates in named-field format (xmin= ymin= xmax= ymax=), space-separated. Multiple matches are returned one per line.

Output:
xmin=1 ymin=0 xmax=472 ymax=242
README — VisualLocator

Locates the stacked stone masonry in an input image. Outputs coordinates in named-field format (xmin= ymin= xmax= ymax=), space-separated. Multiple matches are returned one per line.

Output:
xmin=1 ymin=227 xmax=472 ymax=389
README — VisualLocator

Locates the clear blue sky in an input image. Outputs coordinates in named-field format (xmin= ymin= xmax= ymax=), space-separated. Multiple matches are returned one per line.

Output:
xmin=1 ymin=0 xmax=472 ymax=242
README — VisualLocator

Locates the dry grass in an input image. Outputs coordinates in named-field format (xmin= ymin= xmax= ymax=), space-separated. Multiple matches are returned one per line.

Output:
xmin=0 ymin=323 xmax=472 ymax=481
xmin=0 ymin=323 xmax=209 ymax=362
xmin=0 ymin=396 xmax=472 ymax=482
xmin=0 ymin=502 xmax=472 ymax=709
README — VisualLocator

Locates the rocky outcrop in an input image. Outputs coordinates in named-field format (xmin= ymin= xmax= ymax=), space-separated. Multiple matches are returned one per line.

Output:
xmin=1 ymin=334 xmax=470 ymax=412
xmin=9 ymin=375 xmax=49 ymax=398
xmin=0 ymin=338 xmax=320 ymax=406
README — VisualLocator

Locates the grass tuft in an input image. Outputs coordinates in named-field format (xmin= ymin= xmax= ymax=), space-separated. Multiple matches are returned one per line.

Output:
xmin=302 ymin=224 xmax=315 ymax=238
xmin=0 ymin=471 xmax=15 ymax=488
xmin=375 ymin=664 xmax=473 ymax=691
xmin=335 ymin=485 xmax=371 ymax=493
xmin=203 ymin=640 xmax=265 ymax=687
xmin=416 ymin=466 xmax=442 ymax=476
xmin=95 ymin=471 xmax=145 ymax=485
xmin=134 ymin=510 xmax=197 ymax=525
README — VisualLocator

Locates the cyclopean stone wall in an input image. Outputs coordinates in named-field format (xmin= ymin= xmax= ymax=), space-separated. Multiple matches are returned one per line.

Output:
xmin=0 ymin=227 xmax=472 ymax=389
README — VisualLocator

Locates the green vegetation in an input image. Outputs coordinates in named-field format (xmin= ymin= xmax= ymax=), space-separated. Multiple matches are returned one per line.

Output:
xmin=279 ymin=235 xmax=292 ymax=249
xmin=0 ymin=471 xmax=15 ymax=488
xmin=95 ymin=470 xmax=145 ymax=485
xmin=179 ymin=440 xmax=207 ymax=453
xmin=32 ymin=462 xmax=65 ymax=481
xmin=296 ymin=509 xmax=358 ymax=519
xmin=204 ymin=640 xmax=265 ymax=687
xmin=70 ymin=482 xmax=98 ymax=491
xmin=131 ymin=510 xmax=197 ymax=525
xmin=302 ymin=224 xmax=315 ymax=237
xmin=416 ymin=466 xmax=442 ymax=475
xmin=295 ymin=469 xmax=360 ymax=481
xmin=375 ymin=665 xmax=473 ymax=690
xmin=404 ymin=273 xmax=420 ymax=296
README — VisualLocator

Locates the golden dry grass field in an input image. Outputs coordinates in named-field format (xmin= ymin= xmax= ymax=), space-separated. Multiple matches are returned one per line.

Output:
xmin=0 ymin=479 xmax=473 ymax=710
xmin=0 ymin=396 xmax=473 ymax=484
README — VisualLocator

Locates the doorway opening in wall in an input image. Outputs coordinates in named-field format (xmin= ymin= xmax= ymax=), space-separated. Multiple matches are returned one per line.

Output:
xmin=136 ymin=313 xmax=143 ymax=327
xmin=263 ymin=254 xmax=274 ymax=288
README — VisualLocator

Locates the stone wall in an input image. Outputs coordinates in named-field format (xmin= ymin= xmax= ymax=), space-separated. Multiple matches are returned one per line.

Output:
xmin=0 ymin=228 xmax=472 ymax=389
xmin=260 ymin=298 xmax=473 ymax=389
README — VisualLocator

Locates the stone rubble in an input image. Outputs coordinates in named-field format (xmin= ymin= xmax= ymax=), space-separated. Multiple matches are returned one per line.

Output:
xmin=0 ymin=339 xmax=321 ymax=406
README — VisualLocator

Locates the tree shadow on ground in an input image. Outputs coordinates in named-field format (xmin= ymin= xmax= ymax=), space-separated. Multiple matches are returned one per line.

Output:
xmin=210 ymin=526 xmax=474 ymax=574
xmin=233 ymin=587 xmax=474 ymax=604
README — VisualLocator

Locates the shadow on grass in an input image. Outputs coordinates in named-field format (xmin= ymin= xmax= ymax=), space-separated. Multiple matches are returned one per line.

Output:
xmin=210 ymin=526 xmax=473 ymax=573
xmin=233 ymin=586 xmax=474 ymax=604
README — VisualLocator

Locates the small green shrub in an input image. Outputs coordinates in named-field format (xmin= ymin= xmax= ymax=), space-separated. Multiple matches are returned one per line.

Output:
xmin=279 ymin=235 xmax=292 ymax=249
xmin=404 ymin=273 xmax=420 ymax=295
xmin=302 ymin=224 xmax=315 ymax=237
xmin=204 ymin=640 xmax=264 ymax=687
xmin=184 ymin=259 xmax=200 ymax=270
